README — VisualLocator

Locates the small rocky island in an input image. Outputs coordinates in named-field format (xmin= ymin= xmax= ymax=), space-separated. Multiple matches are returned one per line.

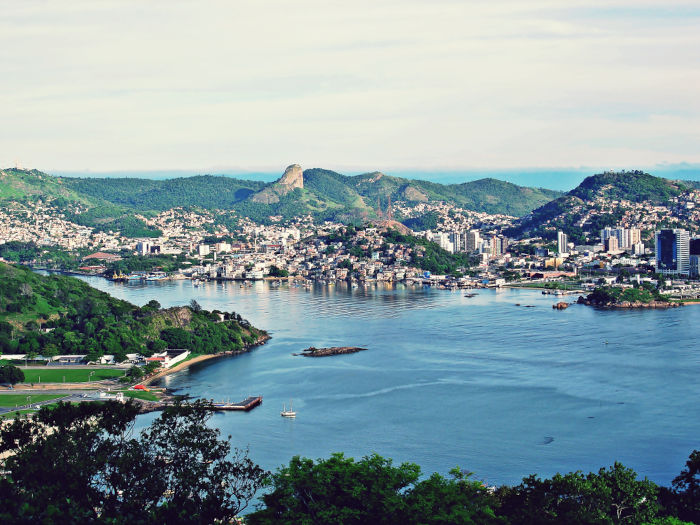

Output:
xmin=293 ymin=346 xmax=368 ymax=357
xmin=577 ymin=286 xmax=681 ymax=309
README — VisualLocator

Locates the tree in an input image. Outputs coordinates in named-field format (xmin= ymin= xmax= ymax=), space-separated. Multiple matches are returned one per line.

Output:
xmin=0 ymin=365 xmax=24 ymax=385
xmin=404 ymin=468 xmax=500 ymax=524
xmin=144 ymin=361 xmax=161 ymax=375
xmin=494 ymin=463 xmax=659 ymax=524
xmin=268 ymin=265 xmax=289 ymax=278
xmin=672 ymin=450 xmax=700 ymax=523
xmin=189 ymin=299 xmax=202 ymax=313
xmin=127 ymin=365 xmax=144 ymax=379
xmin=248 ymin=453 xmax=421 ymax=525
xmin=0 ymin=400 xmax=267 ymax=524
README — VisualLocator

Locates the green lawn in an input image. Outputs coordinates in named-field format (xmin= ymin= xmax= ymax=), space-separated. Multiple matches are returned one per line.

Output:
xmin=21 ymin=368 xmax=126 ymax=383
xmin=122 ymin=390 xmax=159 ymax=401
xmin=0 ymin=409 xmax=36 ymax=420
xmin=0 ymin=394 xmax=65 ymax=407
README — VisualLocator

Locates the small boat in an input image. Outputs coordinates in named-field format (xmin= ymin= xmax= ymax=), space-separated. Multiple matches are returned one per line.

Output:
xmin=281 ymin=400 xmax=296 ymax=418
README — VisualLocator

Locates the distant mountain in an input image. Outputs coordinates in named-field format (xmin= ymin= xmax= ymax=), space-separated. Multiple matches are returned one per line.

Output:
xmin=507 ymin=170 xmax=691 ymax=241
xmin=0 ymin=165 xmax=562 ymax=221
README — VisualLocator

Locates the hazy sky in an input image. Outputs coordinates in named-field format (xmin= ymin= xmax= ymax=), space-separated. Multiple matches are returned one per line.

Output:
xmin=2 ymin=1 xmax=699 ymax=174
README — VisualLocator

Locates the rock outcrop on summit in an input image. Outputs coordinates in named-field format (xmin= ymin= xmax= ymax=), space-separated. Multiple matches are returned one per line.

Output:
xmin=251 ymin=164 xmax=304 ymax=204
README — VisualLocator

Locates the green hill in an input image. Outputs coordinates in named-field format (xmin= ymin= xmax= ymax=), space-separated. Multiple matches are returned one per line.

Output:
xmin=0 ymin=168 xmax=101 ymax=206
xmin=0 ymin=262 xmax=266 ymax=361
xmin=508 ymin=170 xmax=690 ymax=240
xmin=569 ymin=170 xmax=687 ymax=203
xmin=0 ymin=166 xmax=562 ymax=222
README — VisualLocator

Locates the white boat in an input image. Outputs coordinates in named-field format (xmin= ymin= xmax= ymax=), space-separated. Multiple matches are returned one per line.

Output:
xmin=280 ymin=400 xmax=296 ymax=418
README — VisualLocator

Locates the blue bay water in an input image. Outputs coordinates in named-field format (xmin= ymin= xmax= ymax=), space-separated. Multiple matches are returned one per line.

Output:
xmin=77 ymin=277 xmax=700 ymax=486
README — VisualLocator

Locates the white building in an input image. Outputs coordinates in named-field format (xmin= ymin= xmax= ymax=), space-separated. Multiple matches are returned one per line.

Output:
xmin=557 ymin=231 xmax=568 ymax=255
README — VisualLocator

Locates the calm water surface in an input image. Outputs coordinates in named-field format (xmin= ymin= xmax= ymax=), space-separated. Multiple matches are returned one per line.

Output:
xmin=78 ymin=277 xmax=700 ymax=486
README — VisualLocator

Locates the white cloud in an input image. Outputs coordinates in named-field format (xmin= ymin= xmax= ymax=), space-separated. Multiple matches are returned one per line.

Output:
xmin=1 ymin=0 xmax=699 ymax=172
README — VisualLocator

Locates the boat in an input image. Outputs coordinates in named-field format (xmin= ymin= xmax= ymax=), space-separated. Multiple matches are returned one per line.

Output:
xmin=281 ymin=399 xmax=296 ymax=418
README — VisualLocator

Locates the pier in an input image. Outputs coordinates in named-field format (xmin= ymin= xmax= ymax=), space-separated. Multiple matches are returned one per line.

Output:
xmin=210 ymin=396 xmax=263 ymax=411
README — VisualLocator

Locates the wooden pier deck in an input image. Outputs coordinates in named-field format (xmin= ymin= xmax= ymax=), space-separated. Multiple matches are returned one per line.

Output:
xmin=210 ymin=396 xmax=263 ymax=411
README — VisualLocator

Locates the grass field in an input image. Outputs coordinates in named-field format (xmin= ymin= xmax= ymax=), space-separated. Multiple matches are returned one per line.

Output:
xmin=0 ymin=394 xmax=65 ymax=407
xmin=122 ymin=390 xmax=159 ymax=401
xmin=21 ymin=368 xmax=126 ymax=383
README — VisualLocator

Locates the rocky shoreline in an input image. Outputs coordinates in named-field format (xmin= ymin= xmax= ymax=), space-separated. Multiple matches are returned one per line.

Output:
xmin=293 ymin=346 xmax=368 ymax=357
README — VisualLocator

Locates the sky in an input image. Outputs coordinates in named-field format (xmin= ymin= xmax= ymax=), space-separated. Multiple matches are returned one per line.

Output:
xmin=2 ymin=1 xmax=699 ymax=177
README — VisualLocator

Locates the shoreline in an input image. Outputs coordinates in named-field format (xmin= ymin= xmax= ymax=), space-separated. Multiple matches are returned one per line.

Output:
xmin=141 ymin=333 xmax=271 ymax=386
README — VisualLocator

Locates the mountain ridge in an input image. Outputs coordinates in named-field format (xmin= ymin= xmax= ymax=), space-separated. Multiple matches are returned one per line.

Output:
xmin=0 ymin=166 xmax=562 ymax=219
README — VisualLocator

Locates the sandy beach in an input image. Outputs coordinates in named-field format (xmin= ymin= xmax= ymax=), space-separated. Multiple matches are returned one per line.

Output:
xmin=142 ymin=334 xmax=271 ymax=386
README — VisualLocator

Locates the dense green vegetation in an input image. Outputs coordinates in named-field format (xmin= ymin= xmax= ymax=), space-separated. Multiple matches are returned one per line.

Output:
xmin=570 ymin=170 xmax=687 ymax=204
xmin=0 ymin=364 xmax=24 ymax=385
xmin=1 ymin=399 xmax=698 ymax=524
xmin=0 ymin=241 xmax=82 ymax=268
xmin=401 ymin=211 xmax=440 ymax=231
xmin=382 ymin=229 xmax=476 ymax=275
xmin=0 ymin=400 xmax=266 ymax=524
xmin=585 ymin=285 xmax=668 ymax=305
xmin=61 ymin=175 xmax=267 ymax=211
xmin=250 ymin=449 xmax=699 ymax=524
xmin=0 ymin=263 xmax=265 ymax=362
xmin=66 ymin=205 xmax=162 ymax=238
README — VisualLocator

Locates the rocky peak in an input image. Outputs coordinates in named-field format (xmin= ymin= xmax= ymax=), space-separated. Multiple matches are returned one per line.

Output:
xmin=278 ymin=164 xmax=304 ymax=189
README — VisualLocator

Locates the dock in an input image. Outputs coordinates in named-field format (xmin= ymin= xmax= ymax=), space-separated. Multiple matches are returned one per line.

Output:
xmin=210 ymin=396 xmax=263 ymax=411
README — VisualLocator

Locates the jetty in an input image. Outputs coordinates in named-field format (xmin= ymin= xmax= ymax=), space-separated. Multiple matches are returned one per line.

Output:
xmin=211 ymin=396 xmax=263 ymax=411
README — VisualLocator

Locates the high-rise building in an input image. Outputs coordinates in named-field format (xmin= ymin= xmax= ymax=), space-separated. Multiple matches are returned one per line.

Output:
xmin=557 ymin=231 xmax=568 ymax=255
xmin=449 ymin=232 xmax=462 ymax=253
xmin=606 ymin=237 xmax=619 ymax=252
xmin=136 ymin=241 xmax=151 ymax=256
xmin=629 ymin=228 xmax=641 ymax=246
xmin=490 ymin=235 xmax=506 ymax=257
xmin=655 ymin=229 xmax=690 ymax=276
xmin=601 ymin=226 xmax=641 ymax=249
xmin=690 ymin=255 xmax=699 ymax=278
xmin=690 ymin=237 xmax=700 ymax=256
xmin=466 ymin=230 xmax=480 ymax=252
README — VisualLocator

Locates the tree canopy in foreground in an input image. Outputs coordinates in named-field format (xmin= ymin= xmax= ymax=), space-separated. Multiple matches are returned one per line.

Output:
xmin=0 ymin=400 xmax=266 ymax=524
xmin=1 ymin=400 xmax=698 ymax=524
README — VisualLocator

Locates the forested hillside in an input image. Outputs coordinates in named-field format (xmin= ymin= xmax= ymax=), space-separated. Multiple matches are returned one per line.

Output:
xmin=0 ymin=263 xmax=265 ymax=361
